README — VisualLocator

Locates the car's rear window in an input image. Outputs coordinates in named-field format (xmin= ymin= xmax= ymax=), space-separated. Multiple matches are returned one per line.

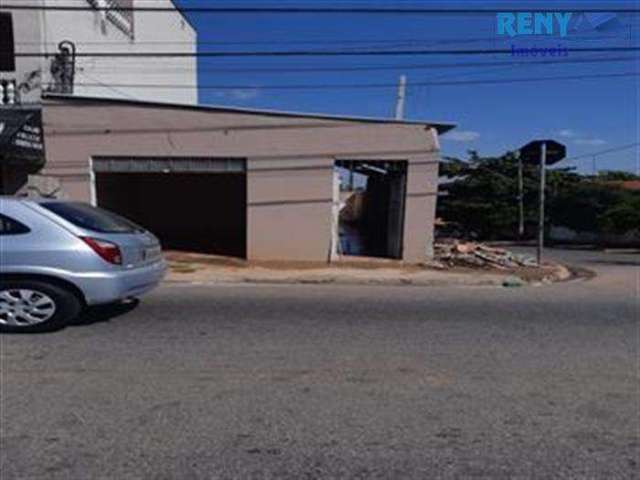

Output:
xmin=0 ymin=214 xmax=30 ymax=235
xmin=41 ymin=202 xmax=144 ymax=234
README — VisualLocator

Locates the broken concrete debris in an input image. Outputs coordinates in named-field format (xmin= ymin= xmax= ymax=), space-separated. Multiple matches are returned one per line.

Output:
xmin=434 ymin=241 xmax=538 ymax=270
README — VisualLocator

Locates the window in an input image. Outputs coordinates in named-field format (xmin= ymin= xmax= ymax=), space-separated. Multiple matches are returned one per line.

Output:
xmin=0 ymin=214 xmax=30 ymax=235
xmin=86 ymin=0 xmax=134 ymax=38
xmin=41 ymin=202 xmax=144 ymax=234
xmin=0 ymin=13 xmax=15 ymax=72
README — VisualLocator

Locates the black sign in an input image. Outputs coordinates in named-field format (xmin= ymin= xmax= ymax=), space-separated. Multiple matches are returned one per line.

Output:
xmin=0 ymin=108 xmax=46 ymax=170
xmin=0 ymin=13 xmax=15 ymax=72
xmin=519 ymin=140 xmax=566 ymax=165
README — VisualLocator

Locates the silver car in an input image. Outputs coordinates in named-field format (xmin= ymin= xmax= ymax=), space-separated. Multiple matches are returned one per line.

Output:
xmin=0 ymin=197 xmax=166 ymax=332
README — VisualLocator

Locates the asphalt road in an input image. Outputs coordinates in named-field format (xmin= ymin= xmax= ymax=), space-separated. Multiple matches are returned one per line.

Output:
xmin=1 ymin=248 xmax=638 ymax=479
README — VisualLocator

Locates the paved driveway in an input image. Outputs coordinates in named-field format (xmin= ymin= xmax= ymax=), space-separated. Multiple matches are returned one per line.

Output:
xmin=1 ymin=248 xmax=637 ymax=479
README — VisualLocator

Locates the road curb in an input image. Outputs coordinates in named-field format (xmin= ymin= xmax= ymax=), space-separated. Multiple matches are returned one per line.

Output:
xmin=561 ymin=264 xmax=597 ymax=283
xmin=164 ymin=259 xmax=584 ymax=289
xmin=164 ymin=271 xmax=573 ymax=289
xmin=164 ymin=278 xmax=506 ymax=288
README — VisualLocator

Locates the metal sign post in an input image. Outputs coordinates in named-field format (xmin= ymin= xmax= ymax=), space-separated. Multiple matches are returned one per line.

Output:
xmin=518 ymin=155 xmax=524 ymax=238
xmin=519 ymin=139 xmax=567 ymax=267
xmin=537 ymin=142 xmax=547 ymax=266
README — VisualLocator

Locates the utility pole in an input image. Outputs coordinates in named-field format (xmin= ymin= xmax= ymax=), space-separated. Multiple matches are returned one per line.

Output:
xmin=518 ymin=155 xmax=525 ymax=238
xmin=395 ymin=75 xmax=407 ymax=120
xmin=537 ymin=142 xmax=547 ymax=266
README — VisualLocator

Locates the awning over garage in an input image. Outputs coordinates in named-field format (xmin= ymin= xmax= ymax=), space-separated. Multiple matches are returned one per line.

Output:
xmin=0 ymin=107 xmax=45 ymax=170
xmin=92 ymin=156 xmax=246 ymax=173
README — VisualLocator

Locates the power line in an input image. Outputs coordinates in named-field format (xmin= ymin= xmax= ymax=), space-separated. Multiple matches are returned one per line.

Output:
xmin=80 ymin=56 xmax=637 ymax=75
xmin=564 ymin=142 xmax=640 ymax=161
xmin=66 ymin=71 xmax=640 ymax=91
xmin=15 ymin=30 xmax=633 ymax=46
xmin=13 ymin=46 xmax=640 ymax=58
xmin=3 ymin=4 xmax=640 ymax=13
xmin=75 ymin=70 xmax=139 ymax=101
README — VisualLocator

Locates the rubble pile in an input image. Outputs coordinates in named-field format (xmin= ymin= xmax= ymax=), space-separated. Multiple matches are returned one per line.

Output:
xmin=434 ymin=241 xmax=538 ymax=270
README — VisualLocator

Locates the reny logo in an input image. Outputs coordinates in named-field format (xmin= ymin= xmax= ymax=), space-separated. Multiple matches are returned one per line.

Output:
xmin=497 ymin=12 xmax=573 ymax=37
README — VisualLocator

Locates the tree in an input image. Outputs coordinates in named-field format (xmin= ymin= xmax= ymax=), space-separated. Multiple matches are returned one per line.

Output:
xmin=439 ymin=151 xmax=547 ymax=239
xmin=596 ymin=170 xmax=640 ymax=182
xmin=439 ymin=152 xmax=502 ymax=238
xmin=438 ymin=150 xmax=639 ymax=240
xmin=599 ymin=195 xmax=640 ymax=234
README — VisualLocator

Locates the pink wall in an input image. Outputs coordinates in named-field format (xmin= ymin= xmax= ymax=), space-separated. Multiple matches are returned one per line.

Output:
xmin=42 ymin=98 xmax=444 ymax=262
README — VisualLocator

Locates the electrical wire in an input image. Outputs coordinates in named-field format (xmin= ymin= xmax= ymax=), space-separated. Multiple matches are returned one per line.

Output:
xmin=79 ymin=56 xmax=637 ymax=75
xmin=15 ymin=30 xmax=633 ymax=47
xmin=12 ymin=46 xmax=640 ymax=58
xmin=564 ymin=142 xmax=640 ymax=162
xmin=3 ymin=4 xmax=639 ymax=13
xmin=64 ymin=71 xmax=640 ymax=91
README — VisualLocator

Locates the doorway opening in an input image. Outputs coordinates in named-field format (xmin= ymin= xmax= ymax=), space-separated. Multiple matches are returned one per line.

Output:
xmin=334 ymin=160 xmax=408 ymax=260
xmin=95 ymin=171 xmax=247 ymax=258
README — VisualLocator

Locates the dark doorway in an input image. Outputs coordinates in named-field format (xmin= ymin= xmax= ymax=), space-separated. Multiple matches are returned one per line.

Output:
xmin=95 ymin=172 xmax=247 ymax=258
xmin=0 ymin=164 xmax=29 ymax=195
xmin=0 ymin=13 xmax=15 ymax=72
xmin=335 ymin=160 xmax=408 ymax=259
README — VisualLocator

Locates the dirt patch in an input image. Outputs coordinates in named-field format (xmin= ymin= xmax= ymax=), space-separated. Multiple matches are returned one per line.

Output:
xmin=433 ymin=263 xmax=570 ymax=284
xmin=165 ymin=251 xmax=426 ymax=272
xmin=164 ymin=251 xmax=246 ymax=268
xmin=163 ymin=249 xmax=577 ymax=288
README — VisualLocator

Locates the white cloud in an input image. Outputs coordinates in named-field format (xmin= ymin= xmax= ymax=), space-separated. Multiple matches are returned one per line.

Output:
xmin=574 ymin=138 xmax=607 ymax=146
xmin=558 ymin=129 xmax=607 ymax=146
xmin=558 ymin=129 xmax=579 ymax=138
xmin=444 ymin=130 xmax=480 ymax=142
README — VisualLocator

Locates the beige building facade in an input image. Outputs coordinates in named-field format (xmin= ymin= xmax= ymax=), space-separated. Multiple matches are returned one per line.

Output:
xmin=41 ymin=95 xmax=454 ymax=263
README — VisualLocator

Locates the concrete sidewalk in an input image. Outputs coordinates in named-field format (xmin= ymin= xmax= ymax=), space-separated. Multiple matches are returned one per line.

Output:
xmin=164 ymin=252 xmax=572 ymax=288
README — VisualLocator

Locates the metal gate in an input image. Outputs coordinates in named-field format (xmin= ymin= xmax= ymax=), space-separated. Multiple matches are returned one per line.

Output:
xmin=92 ymin=156 xmax=246 ymax=174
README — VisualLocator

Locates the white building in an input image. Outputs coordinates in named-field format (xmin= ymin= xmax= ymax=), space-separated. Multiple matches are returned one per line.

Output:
xmin=0 ymin=0 xmax=197 ymax=194
xmin=0 ymin=0 xmax=198 ymax=105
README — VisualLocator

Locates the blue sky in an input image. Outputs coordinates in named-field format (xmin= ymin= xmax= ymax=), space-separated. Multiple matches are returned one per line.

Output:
xmin=174 ymin=0 xmax=639 ymax=174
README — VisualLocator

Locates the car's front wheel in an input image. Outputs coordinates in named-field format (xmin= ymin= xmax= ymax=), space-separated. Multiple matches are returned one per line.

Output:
xmin=0 ymin=280 xmax=82 ymax=333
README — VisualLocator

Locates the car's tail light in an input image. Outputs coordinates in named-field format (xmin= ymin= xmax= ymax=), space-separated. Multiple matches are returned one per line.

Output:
xmin=80 ymin=237 xmax=122 ymax=265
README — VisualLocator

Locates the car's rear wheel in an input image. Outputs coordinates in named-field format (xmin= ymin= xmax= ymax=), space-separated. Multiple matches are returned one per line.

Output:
xmin=0 ymin=280 xmax=82 ymax=333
